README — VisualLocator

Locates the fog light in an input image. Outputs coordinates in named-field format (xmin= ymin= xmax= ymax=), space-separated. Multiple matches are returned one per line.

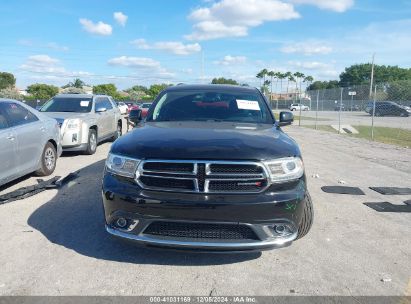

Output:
xmin=274 ymin=224 xmax=286 ymax=234
xmin=116 ymin=217 xmax=127 ymax=228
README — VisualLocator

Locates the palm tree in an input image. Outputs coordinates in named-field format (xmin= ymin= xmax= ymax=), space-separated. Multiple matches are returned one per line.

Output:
xmin=303 ymin=75 xmax=314 ymax=91
xmin=256 ymin=69 xmax=267 ymax=87
xmin=285 ymin=72 xmax=294 ymax=98
xmin=293 ymin=72 xmax=305 ymax=101
xmin=72 ymin=78 xmax=85 ymax=88
xmin=267 ymin=71 xmax=276 ymax=99
xmin=277 ymin=72 xmax=286 ymax=100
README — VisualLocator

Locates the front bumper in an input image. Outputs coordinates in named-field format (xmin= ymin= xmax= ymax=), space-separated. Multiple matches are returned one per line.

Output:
xmin=102 ymin=173 xmax=307 ymax=252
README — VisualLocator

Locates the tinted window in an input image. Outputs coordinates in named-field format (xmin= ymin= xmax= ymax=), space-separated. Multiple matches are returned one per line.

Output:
xmin=147 ymin=89 xmax=273 ymax=124
xmin=0 ymin=104 xmax=10 ymax=129
xmin=3 ymin=102 xmax=38 ymax=127
xmin=40 ymin=97 xmax=93 ymax=113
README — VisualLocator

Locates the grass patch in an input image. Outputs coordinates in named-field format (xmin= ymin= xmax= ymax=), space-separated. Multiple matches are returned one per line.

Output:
xmin=301 ymin=124 xmax=411 ymax=148
xmin=302 ymin=125 xmax=338 ymax=133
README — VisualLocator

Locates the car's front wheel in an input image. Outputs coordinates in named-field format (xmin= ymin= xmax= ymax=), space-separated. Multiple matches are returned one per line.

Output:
xmin=296 ymin=192 xmax=314 ymax=240
xmin=85 ymin=129 xmax=97 ymax=155
xmin=36 ymin=142 xmax=57 ymax=176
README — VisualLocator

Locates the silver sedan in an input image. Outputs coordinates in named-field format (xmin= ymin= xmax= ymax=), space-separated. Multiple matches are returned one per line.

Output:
xmin=0 ymin=99 xmax=62 ymax=187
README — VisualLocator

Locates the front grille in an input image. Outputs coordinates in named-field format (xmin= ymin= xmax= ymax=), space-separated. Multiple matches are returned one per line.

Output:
xmin=143 ymin=221 xmax=259 ymax=240
xmin=208 ymin=180 xmax=267 ymax=192
xmin=137 ymin=160 xmax=268 ymax=194
xmin=140 ymin=176 xmax=194 ymax=190
xmin=209 ymin=164 xmax=263 ymax=174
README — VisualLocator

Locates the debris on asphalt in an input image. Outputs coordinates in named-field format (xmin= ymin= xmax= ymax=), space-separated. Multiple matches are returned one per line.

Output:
xmin=338 ymin=180 xmax=346 ymax=184
xmin=321 ymin=186 xmax=365 ymax=195
xmin=0 ymin=176 xmax=61 ymax=205
xmin=0 ymin=172 xmax=80 ymax=205
xmin=380 ymin=276 xmax=392 ymax=283
xmin=369 ymin=187 xmax=411 ymax=195
xmin=311 ymin=174 xmax=320 ymax=178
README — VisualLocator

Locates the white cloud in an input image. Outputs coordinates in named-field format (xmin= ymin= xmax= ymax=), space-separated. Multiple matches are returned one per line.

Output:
xmin=79 ymin=18 xmax=112 ymax=36
xmin=19 ymin=55 xmax=91 ymax=78
xmin=186 ymin=0 xmax=300 ymax=40
xmin=114 ymin=12 xmax=128 ymax=27
xmin=131 ymin=39 xmax=201 ymax=55
xmin=290 ymin=0 xmax=354 ymax=12
xmin=26 ymin=55 xmax=59 ymax=65
xmin=214 ymin=55 xmax=247 ymax=65
xmin=288 ymin=60 xmax=331 ymax=70
xmin=281 ymin=42 xmax=333 ymax=55
xmin=107 ymin=56 xmax=174 ymax=78
xmin=47 ymin=42 xmax=69 ymax=51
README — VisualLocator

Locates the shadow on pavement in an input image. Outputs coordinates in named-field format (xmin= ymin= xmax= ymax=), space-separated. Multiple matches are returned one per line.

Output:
xmin=28 ymin=159 xmax=261 ymax=265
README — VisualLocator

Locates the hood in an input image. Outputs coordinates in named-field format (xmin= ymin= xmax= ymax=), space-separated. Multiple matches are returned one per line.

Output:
xmin=40 ymin=112 xmax=90 ymax=120
xmin=111 ymin=121 xmax=300 ymax=161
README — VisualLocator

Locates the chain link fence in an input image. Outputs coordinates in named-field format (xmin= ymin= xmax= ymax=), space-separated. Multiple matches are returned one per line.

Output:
xmin=270 ymin=81 xmax=411 ymax=148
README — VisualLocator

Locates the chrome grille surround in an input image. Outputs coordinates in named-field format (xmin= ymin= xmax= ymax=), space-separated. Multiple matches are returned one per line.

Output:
xmin=136 ymin=159 xmax=269 ymax=194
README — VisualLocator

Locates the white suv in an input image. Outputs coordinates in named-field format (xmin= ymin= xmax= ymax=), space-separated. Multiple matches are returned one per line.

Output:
xmin=290 ymin=104 xmax=310 ymax=111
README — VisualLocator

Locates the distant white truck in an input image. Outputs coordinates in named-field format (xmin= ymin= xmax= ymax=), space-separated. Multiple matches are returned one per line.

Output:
xmin=290 ymin=103 xmax=310 ymax=111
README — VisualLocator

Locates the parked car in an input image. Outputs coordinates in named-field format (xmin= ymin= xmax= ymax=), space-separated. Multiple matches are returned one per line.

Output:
xmin=116 ymin=102 xmax=129 ymax=115
xmin=334 ymin=104 xmax=346 ymax=111
xmin=39 ymin=94 xmax=122 ymax=155
xmin=290 ymin=103 xmax=309 ymax=111
xmin=365 ymin=101 xmax=410 ymax=117
xmin=140 ymin=102 xmax=152 ymax=118
xmin=126 ymin=102 xmax=140 ymax=111
xmin=0 ymin=99 xmax=62 ymax=187
xmin=103 ymin=84 xmax=312 ymax=252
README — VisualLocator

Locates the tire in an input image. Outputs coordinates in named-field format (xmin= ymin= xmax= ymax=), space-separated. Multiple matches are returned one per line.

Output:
xmin=296 ymin=192 xmax=314 ymax=240
xmin=35 ymin=142 xmax=57 ymax=176
xmin=112 ymin=122 xmax=122 ymax=141
xmin=85 ymin=129 xmax=97 ymax=155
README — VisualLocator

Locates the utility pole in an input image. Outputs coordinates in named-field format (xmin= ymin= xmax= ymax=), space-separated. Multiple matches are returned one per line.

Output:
xmin=369 ymin=53 xmax=375 ymax=99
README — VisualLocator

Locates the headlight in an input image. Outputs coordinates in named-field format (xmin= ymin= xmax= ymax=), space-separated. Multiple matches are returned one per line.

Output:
xmin=263 ymin=157 xmax=304 ymax=183
xmin=67 ymin=119 xmax=81 ymax=130
xmin=105 ymin=153 xmax=140 ymax=178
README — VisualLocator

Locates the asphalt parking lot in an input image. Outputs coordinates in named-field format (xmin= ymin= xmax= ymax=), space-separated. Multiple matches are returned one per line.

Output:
xmin=0 ymin=124 xmax=410 ymax=296
xmin=286 ymin=110 xmax=411 ymax=130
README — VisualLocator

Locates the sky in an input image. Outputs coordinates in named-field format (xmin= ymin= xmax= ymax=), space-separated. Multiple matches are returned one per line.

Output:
xmin=1 ymin=0 xmax=411 ymax=90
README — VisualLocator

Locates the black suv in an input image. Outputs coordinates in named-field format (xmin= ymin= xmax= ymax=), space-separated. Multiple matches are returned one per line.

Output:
xmin=365 ymin=101 xmax=410 ymax=117
xmin=102 ymin=85 xmax=313 ymax=251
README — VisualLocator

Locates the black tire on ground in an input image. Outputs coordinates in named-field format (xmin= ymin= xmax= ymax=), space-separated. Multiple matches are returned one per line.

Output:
xmin=85 ymin=129 xmax=97 ymax=155
xmin=296 ymin=192 xmax=314 ymax=240
xmin=35 ymin=142 xmax=57 ymax=176
xmin=112 ymin=122 xmax=122 ymax=141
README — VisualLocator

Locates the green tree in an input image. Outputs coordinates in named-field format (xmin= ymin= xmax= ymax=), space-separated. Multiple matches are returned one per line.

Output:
xmin=211 ymin=77 xmax=239 ymax=85
xmin=0 ymin=72 xmax=16 ymax=90
xmin=27 ymin=83 xmax=59 ymax=100
xmin=267 ymin=71 xmax=276 ymax=96
xmin=0 ymin=87 xmax=22 ymax=100
xmin=92 ymin=83 xmax=118 ymax=97
xmin=303 ymin=75 xmax=314 ymax=90
xmin=339 ymin=64 xmax=411 ymax=86
xmin=148 ymin=84 xmax=171 ymax=98
xmin=387 ymin=80 xmax=411 ymax=101
xmin=307 ymin=80 xmax=339 ymax=91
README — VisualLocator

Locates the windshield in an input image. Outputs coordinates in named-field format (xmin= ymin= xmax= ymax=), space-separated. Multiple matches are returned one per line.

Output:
xmin=147 ymin=89 xmax=273 ymax=124
xmin=40 ymin=97 xmax=93 ymax=113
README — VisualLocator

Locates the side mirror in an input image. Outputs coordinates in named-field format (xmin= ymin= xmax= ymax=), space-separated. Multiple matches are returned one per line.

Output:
xmin=95 ymin=107 xmax=107 ymax=113
xmin=278 ymin=111 xmax=294 ymax=127
xmin=129 ymin=109 xmax=142 ymax=124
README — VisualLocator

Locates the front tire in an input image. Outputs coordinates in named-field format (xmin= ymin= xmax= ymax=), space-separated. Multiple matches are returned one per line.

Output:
xmin=296 ymin=193 xmax=314 ymax=240
xmin=85 ymin=129 xmax=97 ymax=155
xmin=36 ymin=142 xmax=57 ymax=176
xmin=112 ymin=122 xmax=122 ymax=141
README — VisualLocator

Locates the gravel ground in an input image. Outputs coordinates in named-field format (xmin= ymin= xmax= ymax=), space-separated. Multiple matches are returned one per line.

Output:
xmin=0 ymin=124 xmax=410 ymax=296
